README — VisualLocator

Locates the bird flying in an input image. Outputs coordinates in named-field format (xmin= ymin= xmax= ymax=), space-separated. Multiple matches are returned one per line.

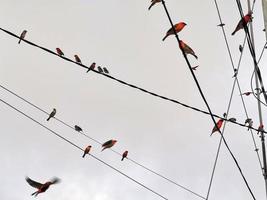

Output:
xmin=148 ymin=0 xmax=161 ymax=10
xmin=25 ymin=176 xmax=60 ymax=197
xmin=102 ymin=139 xmax=117 ymax=151
xmin=74 ymin=125 xmax=83 ymax=133
xmin=56 ymin=48 xmax=64 ymax=56
xmin=179 ymin=40 xmax=198 ymax=59
xmin=121 ymin=151 xmax=128 ymax=161
xmin=211 ymin=119 xmax=224 ymax=136
xmin=87 ymin=62 xmax=96 ymax=73
xmin=232 ymin=11 xmax=252 ymax=35
xmin=162 ymin=22 xmax=187 ymax=41
xmin=18 ymin=30 xmax=27 ymax=44
xmin=82 ymin=145 xmax=92 ymax=158
xmin=74 ymin=55 xmax=82 ymax=63
xmin=47 ymin=108 xmax=56 ymax=121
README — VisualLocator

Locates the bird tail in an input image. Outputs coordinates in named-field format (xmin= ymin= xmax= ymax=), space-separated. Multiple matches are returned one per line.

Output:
xmin=31 ymin=191 xmax=38 ymax=197
xmin=231 ymin=30 xmax=236 ymax=36
xmin=46 ymin=117 xmax=51 ymax=121
xmin=162 ymin=35 xmax=168 ymax=41
xmin=101 ymin=147 xmax=106 ymax=152
xmin=18 ymin=39 xmax=21 ymax=44
xmin=148 ymin=4 xmax=152 ymax=10
xmin=86 ymin=68 xmax=90 ymax=73
xmin=193 ymin=54 xmax=198 ymax=59
xmin=82 ymin=153 xmax=86 ymax=158
xmin=121 ymin=157 xmax=124 ymax=161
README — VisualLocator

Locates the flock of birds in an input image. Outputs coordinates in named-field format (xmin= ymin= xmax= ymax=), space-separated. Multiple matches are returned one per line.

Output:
xmin=16 ymin=2 xmax=259 ymax=197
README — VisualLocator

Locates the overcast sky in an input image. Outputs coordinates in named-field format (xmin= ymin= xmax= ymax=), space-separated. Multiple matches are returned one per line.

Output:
xmin=1 ymin=0 xmax=267 ymax=199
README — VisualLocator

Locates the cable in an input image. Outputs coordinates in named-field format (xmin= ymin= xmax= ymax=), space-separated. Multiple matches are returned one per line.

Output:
xmin=0 ymin=83 xmax=206 ymax=199
xmin=0 ymin=27 xmax=264 ymax=134
xmin=0 ymin=97 xmax=168 ymax=200
xmin=161 ymin=0 xmax=256 ymax=199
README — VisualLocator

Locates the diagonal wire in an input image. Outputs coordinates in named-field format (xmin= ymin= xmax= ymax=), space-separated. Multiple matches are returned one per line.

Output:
xmin=0 ymin=27 xmax=264 ymax=134
xmin=161 ymin=0 xmax=256 ymax=199
xmin=0 ymin=97 xmax=168 ymax=200
xmin=0 ymin=83 xmax=206 ymax=199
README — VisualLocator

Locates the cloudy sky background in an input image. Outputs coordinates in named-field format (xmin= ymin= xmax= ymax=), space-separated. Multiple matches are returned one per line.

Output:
xmin=1 ymin=0 xmax=267 ymax=199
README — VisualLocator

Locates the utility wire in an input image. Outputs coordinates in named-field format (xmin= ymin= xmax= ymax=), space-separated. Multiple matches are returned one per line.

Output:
xmin=161 ymin=0 xmax=256 ymax=199
xmin=0 ymin=97 xmax=168 ymax=200
xmin=206 ymin=1 xmax=263 ymax=199
xmin=0 ymin=27 xmax=264 ymax=134
xmin=0 ymin=83 xmax=206 ymax=200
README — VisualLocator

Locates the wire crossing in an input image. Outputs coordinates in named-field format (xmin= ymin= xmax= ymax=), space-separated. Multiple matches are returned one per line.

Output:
xmin=0 ymin=28 xmax=264 ymax=134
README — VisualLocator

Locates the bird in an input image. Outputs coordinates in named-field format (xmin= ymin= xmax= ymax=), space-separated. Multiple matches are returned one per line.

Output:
xmin=103 ymin=67 xmax=109 ymax=74
xmin=47 ymin=108 xmax=56 ymax=121
xmin=18 ymin=30 xmax=27 ymax=44
xmin=232 ymin=11 xmax=252 ymax=35
xmin=74 ymin=55 xmax=82 ymax=63
xmin=97 ymin=66 xmax=104 ymax=73
xmin=179 ymin=40 xmax=198 ymax=59
xmin=228 ymin=117 xmax=237 ymax=122
xmin=191 ymin=65 xmax=199 ymax=70
xmin=162 ymin=22 xmax=187 ymax=41
xmin=25 ymin=176 xmax=60 ymax=197
xmin=121 ymin=151 xmax=128 ymax=161
xmin=241 ymin=92 xmax=253 ymax=96
xmin=255 ymin=88 xmax=262 ymax=94
xmin=87 ymin=62 xmax=96 ymax=73
xmin=148 ymin=0 xmax=161 ymax=10
xmin=211 ymin=119 xmax=224 ymax=136
xmin=245 ymin=118 xmax=253 ymax=130
xmin=82 ymin=145 xmax=92 ymax=158
xmin=217 ymin=23 xmax=225 ymax=27
xmin=74 ymin=125 xmax=83 ymax=133
xmin=101 ymin=139 xmax=117 ymax=151
xmin=56 ymin=48 xmax=64 ymax=56
xmin=239 ymin=45 xmax=243 ymax=53
xmin=232 ymin=68 xmax=238 ymax=78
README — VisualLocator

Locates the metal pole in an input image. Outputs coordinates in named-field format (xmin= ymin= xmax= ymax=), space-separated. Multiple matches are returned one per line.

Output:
xmin=248 ymin=0 xmax=267 ymax=198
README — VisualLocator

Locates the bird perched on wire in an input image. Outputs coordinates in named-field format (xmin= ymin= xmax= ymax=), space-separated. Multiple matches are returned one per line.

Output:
xmin=232 ymin=68 xmax=238 ymax=78
xmin=25 ymin=176 xmax=60 ymax=197
xmin=232 ymin=11 xmax=253 ymax=35
xmin=162 ymin=22 xmax=187 ymax=41
xmin=18 ymin=30 xmax=27 ymax=44
xmin=87 ymin=62 xmax=96 ymax=73
xmin=191 ymin=65 xmax=199 ymax=71
xmin=239 ymin=45 xmax=243 ymax=53
xmin=82 ymin=145 xmax=92 ymax=158
xmin=241 ymin=91 xmax=253 ymax=96
xmin=56 ymin=48 xmax=64 ymax=56
xmin=148 ymin=0 xmax=161 ymax=10
xmin=103 ymin=67 xmax=109 ymax=74
xmin=97 ymin=66 xmax=104 ymax=73
xmin=217 ymin=23 xmax=225 ymax=27
xmin=245 ymin=118 xmax=253 ymax=130
xmin=211 ymin=119 xmax=224 ymax=136
xmin=179 ymin=40 xmax=198 ymax=59
xmin=121 ymin=150 xmax=128 ymax=161
xmin=228 ymin=117 xmax=237 ymax=122
xmin=74 ymin=125 xmax=83 ymax=133
xmin=74 ymin=55 xmax=82 ymax=63
xmin=101 ymin=139 xmax=117 ymax=151
xmin=47 ymin=108 xmax=56 ymax=121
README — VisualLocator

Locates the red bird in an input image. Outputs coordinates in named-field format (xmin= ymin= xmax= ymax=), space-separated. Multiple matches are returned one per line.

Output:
xmin=101 ymin=139 xmax=117 ymax=151
xmin=74 ymin=55 xmax=82 ymax=63
xmin=56 ymin=48 xmax=64 ymax=56
xmin=211 ymin=119 xmax=224 ymax=136
xmin=148 ymin=0 xmax=162 ymax=10
xmin=121 ymin=150 xmax=128 ymax=161
xmin=179 ymin=40 xmax=198 ymax=59
xmin=162 ymin=22 xmax=187 ymax=41
xmin=232 ymin=11 xmax=252 ymax=35
xmin=25 ymin=176 xmax=60 ymax=197
xmin=82 ymin=145 xmax=92 ymax=158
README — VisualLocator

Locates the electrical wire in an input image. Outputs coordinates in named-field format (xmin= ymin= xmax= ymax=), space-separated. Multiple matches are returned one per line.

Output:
xmin=0 ymin=97 xmax=168 ymax=200
xmin=0 ymin=27 xmax=264 ymax=134
xmin=161 ymin=0 xmax=256 ymax=199
xmin=0 ymin=83 xmax=206 ymax=199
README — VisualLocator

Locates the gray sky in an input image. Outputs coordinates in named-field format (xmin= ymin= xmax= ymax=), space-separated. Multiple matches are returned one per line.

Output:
xmin=0 ymin=0 xmax=267 ymax=199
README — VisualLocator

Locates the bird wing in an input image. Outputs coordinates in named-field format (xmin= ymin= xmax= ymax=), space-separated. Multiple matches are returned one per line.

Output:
xmin=102 ymin=140 xmax=112 ymax=147
xmin=26 ymin=177 xmax=43 ymax=189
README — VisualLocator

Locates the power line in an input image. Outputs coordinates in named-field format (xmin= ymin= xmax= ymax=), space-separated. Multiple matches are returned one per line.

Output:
xmin=0 ymin=83 xmax=206 ymax=199
xmin=0 ymin=27 xmax=264 ymax=134
xmin=160 ymin=0 xmax=256 ymax=199
xmin=0 ymin=97 xmax=168 ymax=200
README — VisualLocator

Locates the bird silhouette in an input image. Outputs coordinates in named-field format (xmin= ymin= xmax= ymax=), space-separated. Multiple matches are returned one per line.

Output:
xmin=18 ymin=30 xmax=27 ymax=44
xmin=121 ymin=151 xmax=128 ymax=161
xmin=74 ymin=125 xmax=83 ymax=133
xmin=56 ymin=48 xmax=64 ymax=56
xmin=47 ymin=108 xmax=56 ymax=121
xmin=87 ymin=62 xmax=96 ymax=73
